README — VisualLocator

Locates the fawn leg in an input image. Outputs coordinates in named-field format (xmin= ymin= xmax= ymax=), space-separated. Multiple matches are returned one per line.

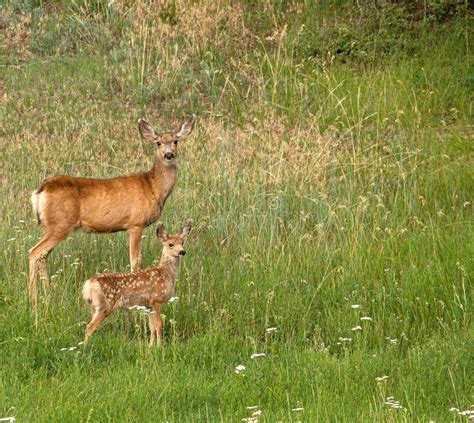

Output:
xmin=129 ymin=226 xmax=143 ymax=271
xmin=84 ymin=308 xmax=111 ymax=344
xmin=152 ymin=304 xmax=162 ymax=346
xmin=148 ymin=314 xmax=156 ymax=347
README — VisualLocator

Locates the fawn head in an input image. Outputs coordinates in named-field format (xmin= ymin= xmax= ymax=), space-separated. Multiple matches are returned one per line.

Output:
xmin=138 ymin=115 xmax=196 ymax=165
xmin=156 ymin=220 xmax=192 ymax=258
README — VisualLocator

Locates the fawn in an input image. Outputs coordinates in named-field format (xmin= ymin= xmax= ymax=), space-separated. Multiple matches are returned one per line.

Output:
xmin=29 ymin=115 xmax=195 ymax=309
xmin=82 ymin=220 xmax=192 ymax=346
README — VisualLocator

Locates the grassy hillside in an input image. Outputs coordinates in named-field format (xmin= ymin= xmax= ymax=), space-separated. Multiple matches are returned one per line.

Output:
xmin=1 ymin=1 xmax=472 ymax=421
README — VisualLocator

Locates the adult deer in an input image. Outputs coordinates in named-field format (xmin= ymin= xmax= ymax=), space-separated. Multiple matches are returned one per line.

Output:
xmin=29 ymin=115 xmax=195 ymax=307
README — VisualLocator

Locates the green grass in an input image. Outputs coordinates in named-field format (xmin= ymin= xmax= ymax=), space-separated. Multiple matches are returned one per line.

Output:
xmin=0 ymin=1 xmax=472 ymax=421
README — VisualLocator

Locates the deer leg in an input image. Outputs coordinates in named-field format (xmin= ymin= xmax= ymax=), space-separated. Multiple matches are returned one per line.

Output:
xmin=84 ymin=307 xmax=111 ymax=344
xmin=38 ymin=252 xmax=50 ymax=290
xmin=148 ymin=314 xmax=156 ymax=347
xmin=152 ymin=304 xmax=162 ymax=346
xmin=28 ymin=232 xmax=67 ymax=307
xmin=129 ymin=226 xmax=143 ymax=272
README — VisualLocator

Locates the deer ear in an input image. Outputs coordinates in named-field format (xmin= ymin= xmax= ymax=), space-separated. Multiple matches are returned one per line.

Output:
xmin=181 ymin=219 xmax=193 ymax=237
xmin=156 ymin=223 xmax=167 ymax=241
xmin=138 ymin=119 xmax=158 ymax=141
xmin=176 ymin=114 xmax=196 ymax=139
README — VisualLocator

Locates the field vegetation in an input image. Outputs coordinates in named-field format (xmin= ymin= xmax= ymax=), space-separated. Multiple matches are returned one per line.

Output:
xmin=0 ymin=0 xmax=472 ymax=421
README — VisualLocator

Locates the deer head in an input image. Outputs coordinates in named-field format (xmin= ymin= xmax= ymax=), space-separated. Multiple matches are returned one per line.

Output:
xmin=156 ymin=220 xmax=192 ymax=258
xmin=138 ymin=115 xmax=196 ymax=165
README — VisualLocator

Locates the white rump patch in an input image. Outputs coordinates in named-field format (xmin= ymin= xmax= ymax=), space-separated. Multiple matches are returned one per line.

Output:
xmin=31 ymin=189 xmax=47 ymax=223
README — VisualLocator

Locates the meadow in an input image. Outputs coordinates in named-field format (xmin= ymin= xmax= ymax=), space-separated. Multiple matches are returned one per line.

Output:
xmin=0 ymin=1 xmax=472 ymax=421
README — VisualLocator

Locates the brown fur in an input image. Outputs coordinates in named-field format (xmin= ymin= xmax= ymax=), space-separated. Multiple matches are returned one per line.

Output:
xmin=28 ymin=116 xmax=195 ymax=309
xmin=82 ymin=220 xmax=192 ymax=346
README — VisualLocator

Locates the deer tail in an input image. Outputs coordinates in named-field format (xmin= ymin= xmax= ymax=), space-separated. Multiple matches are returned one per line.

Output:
xmin=82 ymin=280 xmax=95 ymax=305
xmin=31 ymin=187 xmax=44 ymax=225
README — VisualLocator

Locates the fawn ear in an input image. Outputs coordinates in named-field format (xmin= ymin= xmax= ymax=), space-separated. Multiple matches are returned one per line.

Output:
xmin=181 ymin=219 xmax=192 ymax=237
xmin=156 ymin=223 xmax=167 ymax=241
xmin=138 ymin=119 xmax=158 ymax=141
xmin=176 ymin=114 xmax=196 ymax=139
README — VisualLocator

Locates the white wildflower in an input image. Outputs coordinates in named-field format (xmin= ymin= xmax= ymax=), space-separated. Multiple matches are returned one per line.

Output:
xmin=265 ymin=327 xmax=278 ymax=333
xmin=360 ymin=316 xmax=373 ymax=321
xmin=251 ymin=410 xmax=262 ymax=417
xmin=351 ymin=304 xmax=362 ymax=309
xmin=235 ymin=365 xmax=246 ymax=374
xmin=250 ymin=353 xmax=266 ymax=359
xmin=245 ymin=406 xmax=258 ymax=410
xmin=168 ymin=296 xmax=179 ymax=303
xmin=384 ymin=396 xmax=403 ymax=410
xmin=375 ymin=376 xmax=389 ymax=382
xmin=458 ymin=410 xmax=474 ymax=417
xmin=291 ymin=407 xmax=304 ymax=412
xmin=449 ymin=407 xmax=459 ymax=412
xmin=60 ymin=345 xmax=77 ymax=352
xmin=351 ymin=326 xmax=362 ymax=331
xmin=71 ymin=259 xmax=82 ymax=267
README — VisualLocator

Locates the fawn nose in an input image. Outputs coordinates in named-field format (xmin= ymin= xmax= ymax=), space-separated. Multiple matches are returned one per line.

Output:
xmin=179 ymin=250 xmax=186 ymax=256
xmin=164 ymin=152 xmax=174 ymax=160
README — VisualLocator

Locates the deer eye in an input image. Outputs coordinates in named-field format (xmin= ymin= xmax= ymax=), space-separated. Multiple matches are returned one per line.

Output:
xmin=169 ymin=243 xmax=174 ymax=247
xmin=173 ymin=140 xmax=178 ymax=145
xmin=156 ymin=142 xmax=162 ymax=147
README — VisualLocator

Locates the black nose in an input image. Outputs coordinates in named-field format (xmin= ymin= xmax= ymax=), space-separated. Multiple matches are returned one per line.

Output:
xmin=164 ymin=152 xmax=174 ymax=160
xmin=179 ymin=250 xmax=186 ymax=256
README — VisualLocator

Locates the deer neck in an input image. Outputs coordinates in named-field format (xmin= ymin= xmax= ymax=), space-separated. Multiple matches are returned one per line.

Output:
xmin=157 ymin=255 xmax=181 ymax=285
xmin=148 ymin=160 xmax=177 ymax=204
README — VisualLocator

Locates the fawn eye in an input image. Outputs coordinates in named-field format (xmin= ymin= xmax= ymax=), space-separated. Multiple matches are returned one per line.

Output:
xmin=173 ymin=140 xmax=178 ymax=145
xmin=169 ymin=243 xmax=174 ymax=247
xmin=156 ymin=142 xmax=162 ymax=147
